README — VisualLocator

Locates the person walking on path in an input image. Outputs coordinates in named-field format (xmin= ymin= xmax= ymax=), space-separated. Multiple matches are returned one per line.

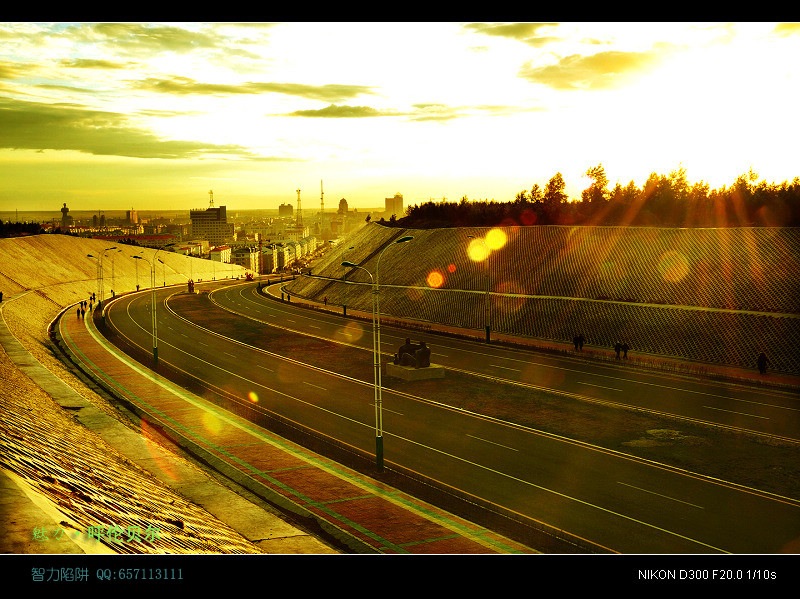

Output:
xmin=77 ymin=307 xmax=81 ymax=319
xmin=577 ymin=333 xmax=585 ymax=351
xmin=621 ymin=342 xmax=629 ymax=359
xmin=614 ymin=342 xmax=621 ymax=360
xmin=573 ymin=335 xmax=580 ymax=351
xmin=757 ymin=352 xmax=769 ymax=375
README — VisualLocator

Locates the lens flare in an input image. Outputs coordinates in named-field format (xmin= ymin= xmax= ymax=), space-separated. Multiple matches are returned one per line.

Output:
xmin=447 ymin=263 xmax=456 ymax=273
xmin=426 ymin=270 xmax=445 ymax=288
xmin=202 ymin=411 xmax=223 ymax=435
xmin=338 ymin=320 xmax=364 ymax=342
xmin=247 ymin=391 xmax=259 ymax=403
xmin=486 ymin=228 xmax=507 ymax=250
xmin=658 ymin=251 xmax=690 ymax=283
xmin=468 ymin=238 xmax=490 ymax=262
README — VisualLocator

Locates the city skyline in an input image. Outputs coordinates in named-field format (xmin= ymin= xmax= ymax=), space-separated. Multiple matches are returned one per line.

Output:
xmin=1 ymin=22 xmax=799 ymax=213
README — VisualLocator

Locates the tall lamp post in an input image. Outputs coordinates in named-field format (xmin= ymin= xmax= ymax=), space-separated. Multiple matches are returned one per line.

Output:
xmin=341 ymin=234 xmax=413 ymax=472
xmin=87 ymin=245 xmax=118 ymax=310
xmin=133 ymin=246 xmax=172 ymax=363
xmin=468 ymin=235 xmax=492 ymax=343
xmin=133 ymin=254 xmax=141 ymax=290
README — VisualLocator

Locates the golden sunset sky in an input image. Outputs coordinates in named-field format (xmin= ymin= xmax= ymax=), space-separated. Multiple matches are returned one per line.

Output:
xmin=1 ymin=21 xmax=798 ymax=213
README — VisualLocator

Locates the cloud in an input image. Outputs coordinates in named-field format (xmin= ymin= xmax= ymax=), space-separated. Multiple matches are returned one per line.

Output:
xmin=69 ymin=23 xmax=221 ymax=54
xmin=136 ymin=77 xmax=374 ymax=102
xmin=0 ymin=97 xmax=252 ymax=160
xmin=774 ymin=23 xmax=800 ymax=36
xmin=287 ymin=104 xmax=392 ymax=118
xmin=519 ymin=50 xmax=662 ymax=90
xmin=59 ymin=58 xmax=134 ymax=70
xmin=0 ymin=61 xmax=24 ymax=79
xmin=464 ymin=22 xmax=559 ymax=46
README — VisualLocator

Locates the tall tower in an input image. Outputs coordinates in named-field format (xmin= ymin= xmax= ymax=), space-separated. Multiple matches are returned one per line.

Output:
xmin=208 ymin=189 xmax=214 ymax=207
xmin=320 ymin=180 xmax=324 ymax=215
xmin=296 ymin=188 xmax=303 ymax=227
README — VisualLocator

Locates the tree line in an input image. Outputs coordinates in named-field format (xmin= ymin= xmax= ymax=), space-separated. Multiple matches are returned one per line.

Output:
xmin=384 ymin=165 xmax=800 ymax=228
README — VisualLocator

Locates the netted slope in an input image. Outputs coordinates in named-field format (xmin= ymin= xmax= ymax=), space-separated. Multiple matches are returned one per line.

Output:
xmin=287 ymin=224 xmax=800 ymax=374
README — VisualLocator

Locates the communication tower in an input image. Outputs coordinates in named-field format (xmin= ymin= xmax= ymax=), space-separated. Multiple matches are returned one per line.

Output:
xmin=296 ymin=188 xmax=303 ymax=227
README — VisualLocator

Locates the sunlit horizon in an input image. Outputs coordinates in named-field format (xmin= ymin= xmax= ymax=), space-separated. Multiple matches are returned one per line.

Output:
xmin=1 ymin=22 xmax=798 ymax=213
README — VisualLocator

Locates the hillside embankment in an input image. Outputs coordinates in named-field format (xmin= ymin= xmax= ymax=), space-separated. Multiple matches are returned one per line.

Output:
xmin=0 ymin=235 xmax=283 ymax=554
xmin=285 ymin=223 xmax=800 ymax=376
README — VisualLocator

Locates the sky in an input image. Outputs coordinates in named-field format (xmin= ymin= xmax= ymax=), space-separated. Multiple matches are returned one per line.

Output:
xmin=1 ymin=21 xmax=799 ymax=214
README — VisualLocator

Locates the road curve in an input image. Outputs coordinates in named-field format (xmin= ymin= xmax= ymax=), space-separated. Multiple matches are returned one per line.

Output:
xmin=102 ymin=283 xmax=800 ymax=554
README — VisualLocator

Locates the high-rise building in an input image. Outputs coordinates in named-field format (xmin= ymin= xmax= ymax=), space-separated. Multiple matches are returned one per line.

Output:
xmin=189 ymin=205 xmax=234 ymax=246
xmin=385 ymin=193 xmax=403 ymax=218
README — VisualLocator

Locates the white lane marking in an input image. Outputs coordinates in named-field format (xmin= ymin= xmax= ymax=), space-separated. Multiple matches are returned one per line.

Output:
xmin=224 ymin=351 xmax=236 ymax=358
xmin=466 ymin=434 xmax=518 ymax=452
xmin=256 ymin=365 xmax=273 ymax=372
xmin=303 ymin=382 xmax=327 ymax=391
xmin=702 ymin=406 xmax=769 ymax=420
xmin=578 ymin=382 xmax=623 ymax=392
xmin=490 ymin=364 xmax=520 ymax=372
xmin=617 ymin=482 xmax=705 ymax=509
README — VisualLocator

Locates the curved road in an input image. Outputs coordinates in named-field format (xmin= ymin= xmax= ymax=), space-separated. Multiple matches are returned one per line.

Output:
xmin=103 ymin=281 xmax=800 ymax=554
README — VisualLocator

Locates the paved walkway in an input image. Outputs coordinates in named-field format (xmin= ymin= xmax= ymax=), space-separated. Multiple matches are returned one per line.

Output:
xmin=52 ymin=295 xmax=537 ymax=554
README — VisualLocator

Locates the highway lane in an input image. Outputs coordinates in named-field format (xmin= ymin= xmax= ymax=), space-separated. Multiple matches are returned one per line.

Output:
xmin=103 ymin=284 xmax=800 ymax=554
xmin=217 ymin=282 xmax=800 ymax=442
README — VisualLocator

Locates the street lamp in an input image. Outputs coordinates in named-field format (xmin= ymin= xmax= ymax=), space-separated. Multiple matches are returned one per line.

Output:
xmin=468 ymin=235 xmax=492 ymax=343
xmin=86 ymin=245 xmax=117 ymax=310
xmin=132 ymin=245 xmax=173 ymax=363
xmin=110 ymin=249 xmax=122 ymax=297
xmin=133 ymin=254 xmax=142 ymax=291
xmin=341 ymin=234 xmax=413 ymax=472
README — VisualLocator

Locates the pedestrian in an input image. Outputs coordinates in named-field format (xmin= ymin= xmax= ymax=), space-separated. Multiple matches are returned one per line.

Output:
xmin=324 ymin=296 xmax=328 ymax=306
xmin=757 ymin=352 xmax=769 ymax=375
xmin=77 ymin=307 xmax=81 ymax=318
xmin=80 ymin=307 xmax=85 ymax=319
xmin=573 ymin=335 xmax=580 ymax=351
xmin=614 ymin=342 xmax=621 ymax=360
xmin=622 ymin=342 xmax=629 ymax=359
xmin=578 ymin=333 xmax=585 ymax=351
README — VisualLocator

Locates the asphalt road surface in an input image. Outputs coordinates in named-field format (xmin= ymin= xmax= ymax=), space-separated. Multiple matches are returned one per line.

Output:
xmin=102 ymin=281 xmax=800 ymax=554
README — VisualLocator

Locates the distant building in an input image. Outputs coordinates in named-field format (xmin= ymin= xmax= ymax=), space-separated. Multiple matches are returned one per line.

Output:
xmin=231 ymin=246 xmax=260 ymax=272
xmin=278 ymin=203 xmax=294 ymax=218
xmin=190 ymin=205 xmax=234 ymax=246
xmin=385 ymin=193 xmax=403 ymax=218
xmin=126 ymin=209 xmax=139 ymax=225
xmin=210 ymin=245 xmax=232 ymax=263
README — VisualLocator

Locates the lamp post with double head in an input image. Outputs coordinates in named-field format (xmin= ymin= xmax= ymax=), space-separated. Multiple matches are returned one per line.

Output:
xmin=341 ymin=234 xmax=413 ymax=472
xmin=87 ymin=245 xmax=117 ymax=312
xmin=132 ymin=245 xmax=173 ymax=364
